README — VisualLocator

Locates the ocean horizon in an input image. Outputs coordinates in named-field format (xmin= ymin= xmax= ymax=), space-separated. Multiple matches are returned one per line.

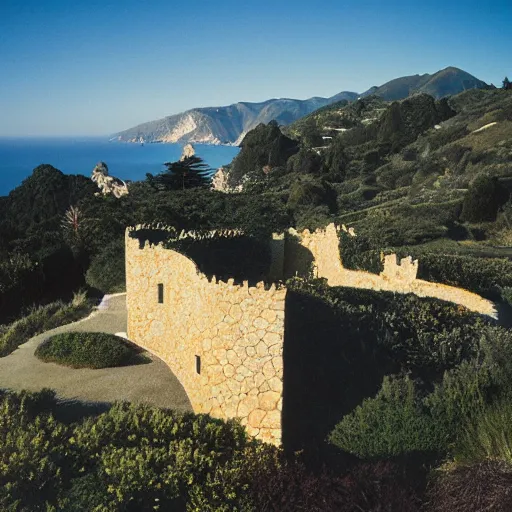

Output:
xmin=0 ymin=137 xmax=240 ymax=196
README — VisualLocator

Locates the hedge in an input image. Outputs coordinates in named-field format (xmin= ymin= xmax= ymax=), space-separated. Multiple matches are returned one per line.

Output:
xmin=35 ymin=332 xmax=139 ymax=369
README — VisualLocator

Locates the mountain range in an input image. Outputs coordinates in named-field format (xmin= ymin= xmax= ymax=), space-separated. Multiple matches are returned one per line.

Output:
xmin=114 ymin=67 xmax=488 ymax=146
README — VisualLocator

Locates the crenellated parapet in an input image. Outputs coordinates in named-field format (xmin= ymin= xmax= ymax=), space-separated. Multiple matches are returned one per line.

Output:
xmin=125 ymin=229 xmax=285 ymax=444
xmin=128 ymin=223 xmax=244 ymax=246
xmin=381 ymin=254 xmax=419 ymax=283
xmin=288 ymin=223 xmax=496 ymax=318
xmin=125 ymin=221 xmax=497 ymax=446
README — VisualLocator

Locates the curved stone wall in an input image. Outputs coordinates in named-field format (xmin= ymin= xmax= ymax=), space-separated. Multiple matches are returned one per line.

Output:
xmin=125 ymin=222 xmax=496 ymax=448
xmin=125 ymin=229 xmax=285 ymax=444
xmin=295 ymin=224 xmax=496 ymax=318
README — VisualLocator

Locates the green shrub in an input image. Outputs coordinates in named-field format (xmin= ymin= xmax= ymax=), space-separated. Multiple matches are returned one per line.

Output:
xmin=68 ymin=403 xmax=251 ymax=510
xmin=0 ymin=292 xmax=92 ymax=357
xmin=424 ymin=358 xmax=492 ymax=444
xmin=85 ymin=238 xmax=126 ymax=293
xmin=35 ymin=332 xmax=138 ymax=369
xmin=0 ymin=391 xmax=424 ymax=511
xmin=329 ymin=376 xmax=445 ymax=458
xmin=339 ymin=230 xmax=384 ymax=274
xmin=423 ymin=123 xmax=469 ymax=151
xmin=287 ymin=180 xmax=337 ymax=212
xmin=460 ymin=175 xmax=510 ymax=223
xmin=0 ymin=390 xmax=68 ymax=511
xmin=288 ymin=278 xmax=485 ymax=379
xmin=228 ymin=121 xmax=299 ymax=187
xmin=454 ymin=400 xmax=512 ymax=466
xmin=286 ymin=148 xmax=323 ymax=174
xmin=499 ymin=286 xmax=512 ymax=306
xmin=413 ymin=252 xmax=512 ymax=298
xmin=330 ymin=323 xmax=512 ymax=461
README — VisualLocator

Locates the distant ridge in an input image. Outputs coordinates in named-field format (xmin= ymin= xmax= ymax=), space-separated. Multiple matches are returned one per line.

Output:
xmin=114 ymin=67 xmax=487 ymax=146
xmin=360 ymin=66 xmax=488 ymax=101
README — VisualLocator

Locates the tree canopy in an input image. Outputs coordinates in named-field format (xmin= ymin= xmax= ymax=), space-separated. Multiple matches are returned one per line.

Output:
xmin=147 ymin=155 xmax=212 ymax=191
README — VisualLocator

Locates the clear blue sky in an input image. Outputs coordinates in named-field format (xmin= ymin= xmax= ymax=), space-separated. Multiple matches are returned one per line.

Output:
xmin=1 ymin=0 xmax=510 ymax=136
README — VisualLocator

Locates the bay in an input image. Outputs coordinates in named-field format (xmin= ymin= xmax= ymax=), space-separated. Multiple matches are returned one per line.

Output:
xmin=0 ymin=137 xmax=240 ymax=196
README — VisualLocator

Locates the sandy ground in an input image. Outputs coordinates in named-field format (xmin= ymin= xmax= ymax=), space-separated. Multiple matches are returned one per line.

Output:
xmin=0 ymin=294 xmax=192 ymax=412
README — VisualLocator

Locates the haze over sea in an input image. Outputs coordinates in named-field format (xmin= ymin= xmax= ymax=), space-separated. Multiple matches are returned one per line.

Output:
xmin=0 ymin=137 xmax=240 ymax=196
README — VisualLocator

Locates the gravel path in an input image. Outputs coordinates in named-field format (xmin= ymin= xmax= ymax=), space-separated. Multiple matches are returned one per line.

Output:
xmin=0 ymin=294 xmax=192 ymax=412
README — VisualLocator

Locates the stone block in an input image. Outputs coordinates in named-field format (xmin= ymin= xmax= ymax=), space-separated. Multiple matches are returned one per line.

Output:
xmin=260 ymin=309 xmax=277 ymax=324
xmin=229 ymin=304 xmax=243 ymax=322
xmin=208 ymin=366 xmax=226 ymax=386
xmin=263 ymin=331 xmax=281 ymax=347
xmin=213 ymin=348 xmax=227 ymax=363
xmin=258 ymin=391 xmax=280 ymax=411
xmin=261 ymin=409 xmax=281 ymax=429
xmin=236 ymin=365 xmax=253 ymax=378
xmin=223 ymin=364 xmax=235 ymax=378
xmin=227 ymin=379 xmax=242 ymax=395
xmin=268 ymin=376 xmax=282 ymax=393
xmin=270 ymin=301 xmax=285 ymax=311
xmin=253 ymin=317 xmax=269 ymax=330
xmin=238 ymin=395 xmax=259 ymax=417
xmin=226 ymin=349 xmax=241 ymax=366
xmin=263 ymin=360 xmax=275 ymax=378
xmin=240 ymin=376 xmax=255 ymax=394
xmin=248 ymin=409 xmax=267 ymax=429
xmin=254 ymin=373 xmax=266 ymax=389
xmin=256 ymin=340 xmax=269 ymax=357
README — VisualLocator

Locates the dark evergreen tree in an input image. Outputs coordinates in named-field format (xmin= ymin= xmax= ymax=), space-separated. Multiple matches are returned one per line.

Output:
xmin=461 ymin=176 xmax=510 ymax=223
xmin=503 ymin=77 xmax=511 ymax=90
xmin=147 ymin=156 xmax=212 ymax=191
xmin=300 ymin=117 xmax=324 ymax=148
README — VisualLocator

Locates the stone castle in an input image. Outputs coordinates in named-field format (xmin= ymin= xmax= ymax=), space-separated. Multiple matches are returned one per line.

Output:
xmin=125 ymin=223 xmax=495 ymax=445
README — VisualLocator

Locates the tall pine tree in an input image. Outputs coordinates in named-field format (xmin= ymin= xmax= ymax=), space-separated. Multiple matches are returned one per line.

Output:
xmin=147 ymin=156 xmax=212 ymax=191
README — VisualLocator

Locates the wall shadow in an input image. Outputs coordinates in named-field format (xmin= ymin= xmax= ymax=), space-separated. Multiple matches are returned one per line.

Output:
xmin=52 ymin=398 xmax=112 ymax=424
xmin=130 ymin=228 xmax=272 ymax=286
xmin=283 ymin=236 xmax=315 ymax=279
xmin=281 ymin=290 xmax=398 ymax=454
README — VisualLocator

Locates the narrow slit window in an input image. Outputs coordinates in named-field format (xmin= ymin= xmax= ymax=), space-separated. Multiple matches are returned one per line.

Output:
xmin=195 ymin=355 xmax=201 ymax=374
xmin=158 ymin=283 xmax=164 ymax=303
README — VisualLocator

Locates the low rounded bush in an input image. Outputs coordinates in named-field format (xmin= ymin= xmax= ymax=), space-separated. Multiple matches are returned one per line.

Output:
xmin=35 ymin=332 xmax=138 ymax=369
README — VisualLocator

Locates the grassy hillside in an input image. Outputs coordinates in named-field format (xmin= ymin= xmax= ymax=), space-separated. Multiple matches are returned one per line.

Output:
xmin=235 ymin=88 xmax=512 ymax=252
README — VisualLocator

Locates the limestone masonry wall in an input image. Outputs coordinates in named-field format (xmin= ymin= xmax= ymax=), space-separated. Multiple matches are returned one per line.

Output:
xmin=294 ymin=223 xmax=496 ymax=318
xmin=126 ymin=229 xmax=285 ymax=444
xmin=125 ymin=222 xmax=496 ymax=447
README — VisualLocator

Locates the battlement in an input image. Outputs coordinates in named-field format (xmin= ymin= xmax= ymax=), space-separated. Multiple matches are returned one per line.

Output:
xmin=125 ymin=222 xmax=496 ymax=446
xmin=128 ymin=223 xmax=244 ymax=247
xmin=381 ymin=254 xmax=419 ymax=283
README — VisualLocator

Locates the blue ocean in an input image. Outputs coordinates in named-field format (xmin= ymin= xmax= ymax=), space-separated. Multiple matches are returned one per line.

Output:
xmin=0 ymin=137 xmax=240 ymax=196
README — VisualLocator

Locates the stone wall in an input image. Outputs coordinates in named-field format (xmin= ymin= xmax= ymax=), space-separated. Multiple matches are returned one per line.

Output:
xmin=126 ymin=229 xmax=285 ymax=444
xmin=292 ymin=223 xmax=496 ymax=318
xmin=125 ymin=222 xmax=496 ymax=448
